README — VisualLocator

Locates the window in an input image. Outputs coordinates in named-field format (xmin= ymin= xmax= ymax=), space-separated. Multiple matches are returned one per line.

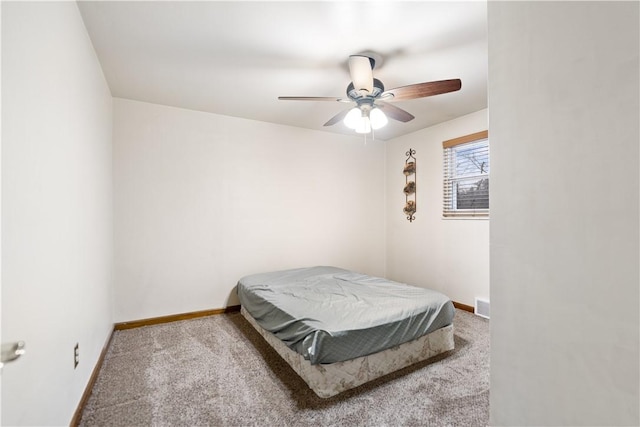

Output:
xmin=443 ymin=130 xmax=489 ymax=218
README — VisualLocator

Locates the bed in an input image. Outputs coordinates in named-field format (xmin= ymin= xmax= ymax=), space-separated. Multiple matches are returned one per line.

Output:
xmin=236 ymin=266 xmax=455 ymax=398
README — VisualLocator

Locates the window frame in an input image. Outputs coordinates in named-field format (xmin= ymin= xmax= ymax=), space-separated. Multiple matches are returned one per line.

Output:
xmin=442 ymin=130 xmax=489 ymax=219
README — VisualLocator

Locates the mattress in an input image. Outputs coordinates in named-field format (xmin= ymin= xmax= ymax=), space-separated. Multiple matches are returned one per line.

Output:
xmin=237 ymin=266 xmax=455 ymax=365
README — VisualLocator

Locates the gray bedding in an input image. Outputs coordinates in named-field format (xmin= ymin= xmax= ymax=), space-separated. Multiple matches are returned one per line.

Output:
xmin=237 ymin=266 xmax=455 ymax=365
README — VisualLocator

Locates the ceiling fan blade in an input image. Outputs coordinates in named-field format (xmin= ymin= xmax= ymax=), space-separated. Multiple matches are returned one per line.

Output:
xmin=383 ymin=79 xmax=462 ymax=102
xmin=348 ymin=55 xmax=374 ymax=94
xmin=278 ymin=96 xmax=346 ymax=102
xmin=323 ymin=108 xmax=352 ymax=127
xmin=377 ymin=102 xmax=415 ymax=123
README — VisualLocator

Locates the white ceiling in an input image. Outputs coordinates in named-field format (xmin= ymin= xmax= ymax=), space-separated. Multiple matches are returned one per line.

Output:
xmin=78 ymin=1 xmax=488 ymax=141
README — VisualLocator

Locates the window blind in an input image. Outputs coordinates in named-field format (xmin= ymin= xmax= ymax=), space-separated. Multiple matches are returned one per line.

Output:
xmin=443 ymin=130 xmax=489 ymax=218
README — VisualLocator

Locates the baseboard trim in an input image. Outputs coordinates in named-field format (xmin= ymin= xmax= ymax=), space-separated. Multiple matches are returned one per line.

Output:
xmin=452 ymin=301 xmax=475 ymax=313
xmin=114 ymin=305 xmax=241 ymax=330
xmin=113 ymin=302 xmax=473 ymax=329
xmin=69 ymin=329 xmax=114 ymax=427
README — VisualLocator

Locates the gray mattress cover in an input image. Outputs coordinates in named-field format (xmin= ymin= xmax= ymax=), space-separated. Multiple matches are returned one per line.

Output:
xmin=237 ymin=266 xmax=455 ymax=365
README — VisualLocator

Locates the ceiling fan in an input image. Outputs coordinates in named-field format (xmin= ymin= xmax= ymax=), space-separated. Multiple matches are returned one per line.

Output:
xmin=278 ymin=55 xmax=462 ymax=134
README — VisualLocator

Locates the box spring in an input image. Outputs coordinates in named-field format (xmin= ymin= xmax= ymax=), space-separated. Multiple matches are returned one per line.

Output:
xmin=240 ymin=306 xmax=454 ymax=398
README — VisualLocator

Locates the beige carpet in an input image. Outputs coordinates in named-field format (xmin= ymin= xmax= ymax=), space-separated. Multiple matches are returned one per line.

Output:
xmin=79 ymin=309 xmax=489 ymax=426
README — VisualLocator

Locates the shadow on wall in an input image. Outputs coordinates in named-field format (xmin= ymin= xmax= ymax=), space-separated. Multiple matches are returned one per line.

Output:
xmin=226 ymin=284 xmax=240 ymax=307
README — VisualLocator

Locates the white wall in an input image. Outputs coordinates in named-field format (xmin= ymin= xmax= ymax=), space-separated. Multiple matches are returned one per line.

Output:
xmin=113 ymin=98 xmax=385 ymax=322
xmin=489 ymin=2 xmax=639 ymax=425
xmin=1 ymin=2 xmax=113 ymax=425
xmin=385 ymin=110 xmax=489 ymax=306
xmin=0 ymin=2 xmax=4 ymax=422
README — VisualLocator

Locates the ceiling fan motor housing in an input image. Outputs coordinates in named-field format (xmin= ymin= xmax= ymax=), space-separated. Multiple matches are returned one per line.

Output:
xmin=347 ymin=78 xmax=385 ymax=100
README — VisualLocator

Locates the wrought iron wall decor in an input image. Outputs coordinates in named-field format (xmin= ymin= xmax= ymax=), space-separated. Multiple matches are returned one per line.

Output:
xmin=403 ymin=148 xmax=416 ymax=222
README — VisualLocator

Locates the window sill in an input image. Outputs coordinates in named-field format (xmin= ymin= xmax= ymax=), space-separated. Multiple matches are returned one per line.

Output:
xmin=442 ymin=215 xmax=489 ymax=220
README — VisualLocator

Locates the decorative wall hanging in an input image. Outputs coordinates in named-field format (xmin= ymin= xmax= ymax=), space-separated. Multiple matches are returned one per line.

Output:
xmin=403 ymin=148 xmax=416 ymax=222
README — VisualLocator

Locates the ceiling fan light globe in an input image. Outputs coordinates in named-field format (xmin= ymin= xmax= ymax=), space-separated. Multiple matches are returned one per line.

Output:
xmin=370 ymin=108 xmax=388 ymax=130
xmin=355 ymin=117 xmax=372 ymax=134
xmin=343 ymin=107 xmax=362 ymax=130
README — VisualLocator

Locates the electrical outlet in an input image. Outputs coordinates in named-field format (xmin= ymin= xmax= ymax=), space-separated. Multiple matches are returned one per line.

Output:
xmin=74 ymin=343 xmax=79 ymax=369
